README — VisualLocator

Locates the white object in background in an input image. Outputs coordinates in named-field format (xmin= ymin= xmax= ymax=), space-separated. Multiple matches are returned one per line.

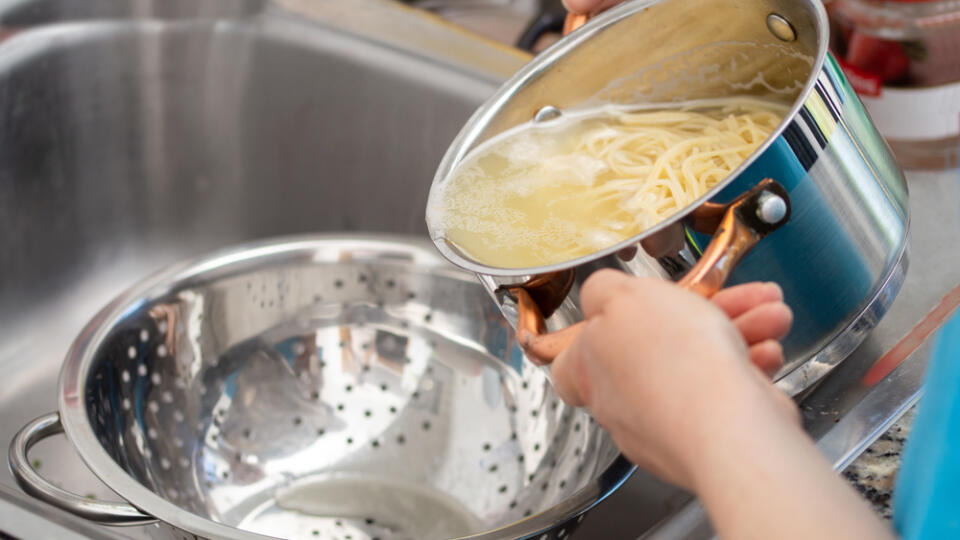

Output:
xmin=860 ymin=81 xmax=960 ymax=141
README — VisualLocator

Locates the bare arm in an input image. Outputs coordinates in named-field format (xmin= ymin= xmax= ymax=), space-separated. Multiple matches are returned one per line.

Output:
xmin=692 ymin=369 xmax=894 ymax=540
xmin=550 ymin=270 xmax=895 ymax=540
xmin=551 ymin=2 xmax=897 ymax=534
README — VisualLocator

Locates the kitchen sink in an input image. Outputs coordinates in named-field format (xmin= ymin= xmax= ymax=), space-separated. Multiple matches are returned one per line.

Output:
xmin=1 ymin=1 xmax=956 ymax=539
xmin=0 ymin=1 xmax=691 ymax=537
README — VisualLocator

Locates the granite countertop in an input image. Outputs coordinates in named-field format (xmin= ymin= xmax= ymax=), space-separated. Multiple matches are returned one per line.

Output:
xmin=843 ymin=405 xmax=917 ymax=519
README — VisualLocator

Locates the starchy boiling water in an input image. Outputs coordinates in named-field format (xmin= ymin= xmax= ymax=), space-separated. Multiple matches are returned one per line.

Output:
xmin=427 ymin=98 xmax=786 ymax=268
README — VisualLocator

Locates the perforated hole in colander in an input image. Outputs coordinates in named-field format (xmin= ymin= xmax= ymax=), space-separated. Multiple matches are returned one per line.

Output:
xmin=74 ymin=251 xmax=620 ymax=540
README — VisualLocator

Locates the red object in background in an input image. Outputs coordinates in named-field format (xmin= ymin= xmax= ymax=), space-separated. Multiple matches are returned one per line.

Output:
xmin=837 ymin=57 xmax=883 ymax=96
xmin=845 ymin=31 xmax=912 ymax=84
xmin=828 ymin=0 xmax=960 ymax=88
xmin=828 ymin=0 xmax=960 ymax=169
xmin=861 ymin=285 xmax=960 ymax=387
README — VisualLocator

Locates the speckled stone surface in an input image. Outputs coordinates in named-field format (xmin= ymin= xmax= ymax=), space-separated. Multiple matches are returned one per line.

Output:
xmin=842 ymin=406 xmax=917 ymax=519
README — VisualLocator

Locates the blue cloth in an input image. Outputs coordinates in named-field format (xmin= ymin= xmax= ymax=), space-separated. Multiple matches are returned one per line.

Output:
xmin=893 ymin=311 xmax=960 ymax=539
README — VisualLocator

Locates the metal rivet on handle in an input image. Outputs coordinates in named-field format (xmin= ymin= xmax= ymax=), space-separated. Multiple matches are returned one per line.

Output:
xmin=766 ymin=13 xmax=796 ymax=42
xmin=533 ymin=106 xmax=562 ymax=123
xmin=757 ymin=193 xmax=788 ymax=224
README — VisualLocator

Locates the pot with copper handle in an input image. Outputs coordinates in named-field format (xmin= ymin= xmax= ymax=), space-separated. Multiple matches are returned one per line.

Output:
xmin=427 ymin=0 xmax=909 ymax=394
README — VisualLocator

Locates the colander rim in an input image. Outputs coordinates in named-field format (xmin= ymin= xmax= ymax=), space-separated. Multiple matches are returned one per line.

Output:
xmin=56 ymin=233 xmax=636 ymax=539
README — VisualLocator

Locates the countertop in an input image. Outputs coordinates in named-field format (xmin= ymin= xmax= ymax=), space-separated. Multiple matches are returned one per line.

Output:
xmin=833 ymin=166 xmax=955 ymax=522
xmin=844 ymin=405 xmax=917 ymax=519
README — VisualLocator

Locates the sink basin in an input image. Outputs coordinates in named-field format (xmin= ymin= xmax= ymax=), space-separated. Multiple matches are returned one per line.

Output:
xmin=0 ymin=1 xmax=689 ymax=537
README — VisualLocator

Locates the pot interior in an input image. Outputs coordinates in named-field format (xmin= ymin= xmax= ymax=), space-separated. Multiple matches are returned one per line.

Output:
xmin=472 ymin=0 xmax=822 ymax=148
xmin=429 ymin=0 xmax=824 ymax=276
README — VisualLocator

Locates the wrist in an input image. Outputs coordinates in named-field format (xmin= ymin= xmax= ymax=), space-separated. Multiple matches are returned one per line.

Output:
xmin=683 ymin=375 xmax=804 ymax=496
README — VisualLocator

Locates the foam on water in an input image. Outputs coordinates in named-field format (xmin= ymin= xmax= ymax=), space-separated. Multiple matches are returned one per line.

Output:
xmin=427 ymin=98 xmax=787 ymax=269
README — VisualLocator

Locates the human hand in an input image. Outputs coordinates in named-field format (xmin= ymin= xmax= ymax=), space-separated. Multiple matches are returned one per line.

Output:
xmin=710 ymin=280 xmax=793 ymax=377
xmin=550 ymin=270 xmax=797 ymax=490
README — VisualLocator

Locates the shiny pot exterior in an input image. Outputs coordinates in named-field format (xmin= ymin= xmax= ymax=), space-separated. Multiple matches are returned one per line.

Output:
xmin=428 ymin=0 xmax=909 ymax=395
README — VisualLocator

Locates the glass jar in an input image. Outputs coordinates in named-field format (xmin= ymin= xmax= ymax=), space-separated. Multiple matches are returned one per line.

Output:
xmin=827 ymin=0 xmax=960 ymax=170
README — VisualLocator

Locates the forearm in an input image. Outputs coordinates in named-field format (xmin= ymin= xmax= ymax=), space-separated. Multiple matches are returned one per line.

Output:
xmin=693 ymin=402 xmax=895 ymax=540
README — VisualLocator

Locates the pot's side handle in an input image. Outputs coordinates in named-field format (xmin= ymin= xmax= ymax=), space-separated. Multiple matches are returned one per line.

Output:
xmin=563 ymin=13 xmax=590 ymax=35
xmin=9 ymin=413 xmax=158 ymax=526
xmin=513 ymin=179 xmax=791 ymax=365
xmin=679 ymin=181 xmax=790 ymax=296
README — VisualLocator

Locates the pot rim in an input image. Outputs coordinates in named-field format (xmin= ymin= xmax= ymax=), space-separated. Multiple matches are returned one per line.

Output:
xmin=56 ymin=233 xmax=636 ymax=540
xmin=426 ymin=0 xmax=830 ymax=278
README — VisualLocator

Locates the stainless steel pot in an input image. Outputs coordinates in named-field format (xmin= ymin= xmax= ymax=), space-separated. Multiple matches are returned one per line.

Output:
xmin=9 ymin=235 xmax=633 ymax=540
xmin=427 ymin=0 xmax=909 ymax=393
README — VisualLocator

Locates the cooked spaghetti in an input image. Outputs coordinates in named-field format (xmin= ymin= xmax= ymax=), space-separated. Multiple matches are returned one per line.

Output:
xmin=427 ymin=98 xmax=787 ymax=268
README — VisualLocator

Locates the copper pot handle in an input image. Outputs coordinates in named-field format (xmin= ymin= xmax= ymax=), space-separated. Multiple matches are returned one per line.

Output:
xmin=562 ymin=13 xmax=591 ymax=35
xmin=509 ymin=179 xmax=791 ymax=365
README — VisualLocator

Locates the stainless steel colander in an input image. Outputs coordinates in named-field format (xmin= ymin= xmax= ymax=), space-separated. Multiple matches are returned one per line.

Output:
xmin=10 ymin=235 xmax=632 ymax=540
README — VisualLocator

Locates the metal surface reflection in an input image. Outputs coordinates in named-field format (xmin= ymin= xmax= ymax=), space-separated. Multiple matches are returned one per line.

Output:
xmin=13 ymin=236 xmax=630 ymax=540
xmin=429 ymin=0 xmax=909 ymax=395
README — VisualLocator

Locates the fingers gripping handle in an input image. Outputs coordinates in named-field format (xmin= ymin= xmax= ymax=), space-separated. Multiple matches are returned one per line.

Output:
xmin=512 ymin=180 xmax=790 ymax=365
